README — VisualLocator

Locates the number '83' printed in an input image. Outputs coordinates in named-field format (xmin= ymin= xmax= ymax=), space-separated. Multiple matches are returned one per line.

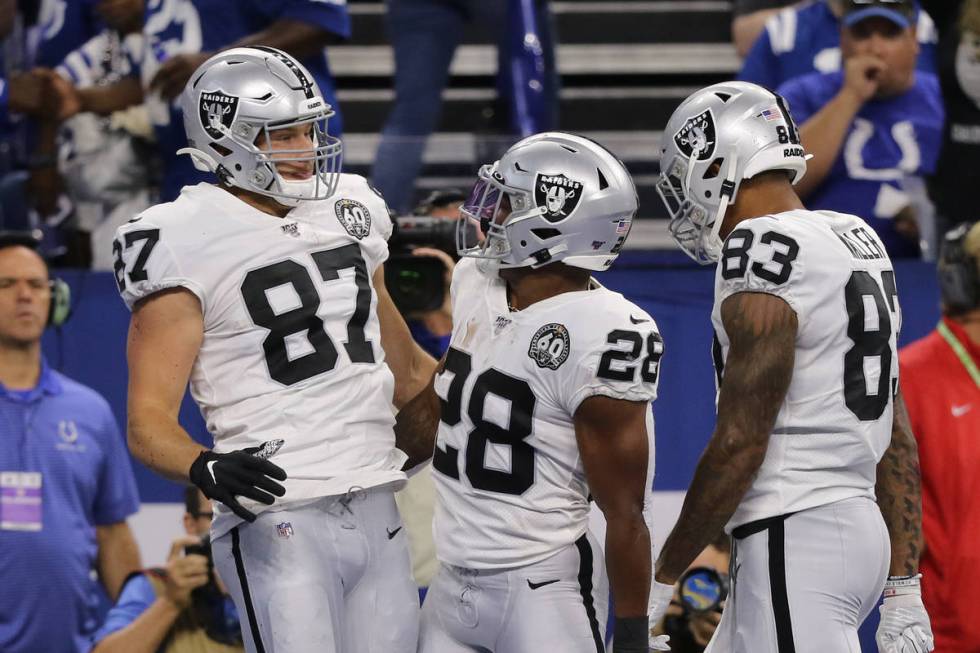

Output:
xmin=721 ymin=228 xmax=800 ymax=285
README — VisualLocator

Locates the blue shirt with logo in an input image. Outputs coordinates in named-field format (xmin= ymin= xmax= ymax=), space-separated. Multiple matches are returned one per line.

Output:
xmin=137 ymin=0 xmax=351 ymax=201
xmin=778 ymin=70 xmax=944 ymax=258
xmin=739 ymin=1 xmax=938 ymax=91
xmin=0 ymin=362 xmax=140 ymax=653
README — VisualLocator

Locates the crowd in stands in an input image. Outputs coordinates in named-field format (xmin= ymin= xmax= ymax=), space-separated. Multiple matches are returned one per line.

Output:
xmin=1 ymin=1 xmax=978 ymax=652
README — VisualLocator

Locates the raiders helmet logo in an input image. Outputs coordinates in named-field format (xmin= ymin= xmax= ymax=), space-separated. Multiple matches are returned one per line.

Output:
xmin=199 ymin=90 xmax=240 ymax=141
xmin=534 ymin=174 xmax=583 ymax=223
xmin=335 ymin=198 xmax=372 ymax=240
xmin=528 ymin=323 xmax=571 ymax=370
xmin=673 ymin=109 xmax=717 ymax=161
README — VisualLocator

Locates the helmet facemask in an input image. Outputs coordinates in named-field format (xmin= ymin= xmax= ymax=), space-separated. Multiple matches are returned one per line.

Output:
xmin=219 ymin=106 xmax=341 ymax=207
xmin=457 ymin=164 xmax=553 ymax=272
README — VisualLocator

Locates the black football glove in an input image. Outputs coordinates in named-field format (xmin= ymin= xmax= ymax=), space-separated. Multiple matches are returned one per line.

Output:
xmin=189 ymin=444 xmax=287 ymax=523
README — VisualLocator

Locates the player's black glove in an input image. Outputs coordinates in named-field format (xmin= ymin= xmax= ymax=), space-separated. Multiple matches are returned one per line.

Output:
xmin=189 ymin=445 xmax=287 ymax=523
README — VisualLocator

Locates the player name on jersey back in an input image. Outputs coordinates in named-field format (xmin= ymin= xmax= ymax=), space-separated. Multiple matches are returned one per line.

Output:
xmin=112 ymin=178 xmax=407 ymax=535
xmin=711 ymin=209 xmax=899 ymax=531
xmin=430 ymin=258 xmax=662 ymax=569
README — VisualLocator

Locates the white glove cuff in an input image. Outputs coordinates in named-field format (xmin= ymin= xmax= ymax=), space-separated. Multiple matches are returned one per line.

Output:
xmin=883 ymin=574 xmax=922 ymax=598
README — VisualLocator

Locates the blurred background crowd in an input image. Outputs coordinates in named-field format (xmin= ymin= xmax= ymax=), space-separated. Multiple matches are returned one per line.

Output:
xmin=1 ymin=0 xmax=978 ymax=652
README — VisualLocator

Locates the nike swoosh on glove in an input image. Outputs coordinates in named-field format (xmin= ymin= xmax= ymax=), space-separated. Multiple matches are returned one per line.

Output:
xmin=648 ymin=579 xmax=674 ymax=651
xmin=189 ymin=444 xmax=287 ymax=523
xmin=876 ymin=575 xmax=935 ymax=653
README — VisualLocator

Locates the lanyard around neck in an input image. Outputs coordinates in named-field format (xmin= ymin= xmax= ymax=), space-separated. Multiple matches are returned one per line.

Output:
xmin=937 ymin=321 xmax=980 ymax=390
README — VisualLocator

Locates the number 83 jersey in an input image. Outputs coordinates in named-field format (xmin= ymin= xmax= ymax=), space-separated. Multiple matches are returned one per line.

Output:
xmin=113 ymin=179 xmax=405 ymax=531
xmin=712 ymin=209 xmax=900 ymax=531
xmin=431 ymin=258 xmax=663 ymax=570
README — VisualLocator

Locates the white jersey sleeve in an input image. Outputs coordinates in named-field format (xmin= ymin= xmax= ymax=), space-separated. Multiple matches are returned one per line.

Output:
xmin=113 ymin=213 xmax=207 ymax=311
xmin=714 ymin=214 xmax=806 ymax=317
xmin=542 ymin=300 xmax=663 ymax=416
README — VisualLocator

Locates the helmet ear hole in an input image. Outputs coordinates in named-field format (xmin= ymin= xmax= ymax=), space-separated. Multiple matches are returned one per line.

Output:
xmin=703 ymin=157 xmax=725 ymax=180
xmin=209 ymin=142 xmax=232 ymax=157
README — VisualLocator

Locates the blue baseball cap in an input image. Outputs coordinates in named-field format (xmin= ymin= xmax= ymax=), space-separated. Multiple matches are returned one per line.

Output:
xmin=842 ymin=0 xmax=915 ymax=29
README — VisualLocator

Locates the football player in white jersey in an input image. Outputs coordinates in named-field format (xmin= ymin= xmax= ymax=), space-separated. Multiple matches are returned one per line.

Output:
xmin=652 ymin=81 xmax=934 ymax=653
xmin=394 ymin=132 xmax=674 ymax=653
xmin=112 ymin=48 xmax=436 ymax=653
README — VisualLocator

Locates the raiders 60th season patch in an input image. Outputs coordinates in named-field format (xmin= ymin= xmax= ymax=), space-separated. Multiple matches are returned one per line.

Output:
xmin=335 ymin=198 xmax=372 ymax=240
xmin=528 ymin=323 xmax=571 ymax=370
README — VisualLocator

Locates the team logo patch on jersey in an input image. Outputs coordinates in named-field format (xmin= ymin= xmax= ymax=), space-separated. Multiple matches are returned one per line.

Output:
xmin=335 ymin=198 xmax=372 ymax=240
xmin=199 ymin=90 xmax=239 ymax=140
xmin=673 ymin=109 xmax=717 ymax=161
xmin=276 ymin=522 xmax=294 ymax=539
xmin=534 ymin=174 xmax=583 ymax=222
xmin=528 ymin=323 xmax=571 ymax=370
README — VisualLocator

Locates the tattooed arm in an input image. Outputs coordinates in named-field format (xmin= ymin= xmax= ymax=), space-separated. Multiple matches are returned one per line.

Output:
xmin=876 ymin=391 xmax=923 ymax=577
xmin=655 ymin=291 xmax=798 ymax=584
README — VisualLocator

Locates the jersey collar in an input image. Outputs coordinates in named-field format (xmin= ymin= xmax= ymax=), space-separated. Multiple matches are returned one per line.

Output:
xmin=0 ymin=358 xmax=62 ymax=402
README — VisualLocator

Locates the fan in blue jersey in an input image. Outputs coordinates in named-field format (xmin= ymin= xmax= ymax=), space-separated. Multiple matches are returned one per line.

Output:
xmin=739 ymin=0 xmax=938 ymax=90
xmin=778 ymin=0 xmax=944 ymax=258
xmin=46 ymin=0 xmax=351 ymax=204
xmin=35 ymin=0 xmax=104 ymax=70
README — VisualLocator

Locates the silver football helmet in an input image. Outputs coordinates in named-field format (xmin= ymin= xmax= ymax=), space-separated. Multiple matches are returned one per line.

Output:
xmin=458 ymin=132 xmax=638 ymax=272
xmin=656 ymin=81 xmax=810 ymax=264
xmin=177 ymin=47 xmax=342 ymax=206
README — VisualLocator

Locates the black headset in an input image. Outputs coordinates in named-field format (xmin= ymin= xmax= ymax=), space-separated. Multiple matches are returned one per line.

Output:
xmin=0 ymin=230 xmax=72 ymax=327
xmin=938 ymin=222 xmax=980 ymax=316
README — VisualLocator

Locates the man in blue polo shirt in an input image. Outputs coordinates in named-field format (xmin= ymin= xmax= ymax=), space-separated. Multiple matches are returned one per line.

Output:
xmin=0 ymin=232 xmax=141 ymax=653
xmin=778 ymin=0 xmax=944 ymax=258
xmin=739 ymin=0 xmax=938 ymax=90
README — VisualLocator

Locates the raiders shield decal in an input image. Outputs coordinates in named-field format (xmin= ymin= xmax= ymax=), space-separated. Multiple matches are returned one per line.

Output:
xmin=199 ymin=90 xmax=239 ymax=140
xmin=673 ymin=109 xmax=717 ymax=161
xmin=528 ymin=323 xmax=571 ymax=370
xmin=534 ymin=173 xmax=583 ymax=222
xmin=335 ymin=198 xmax=372 ymax=240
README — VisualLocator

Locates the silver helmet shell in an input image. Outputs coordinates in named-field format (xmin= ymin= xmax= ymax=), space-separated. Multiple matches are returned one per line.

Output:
xmin=177 ymin=46 xmax=342 ymax=206
xmin=656 ymin=81 xmax=809 ymax=264
xmin=458 ymin=132 xmax=638 ymax=272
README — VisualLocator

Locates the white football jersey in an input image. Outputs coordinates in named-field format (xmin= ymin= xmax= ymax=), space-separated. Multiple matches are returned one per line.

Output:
xmin=712 ymin=209 xmax=900 ymax=531
xmin=113 ymin=177 xmax=406 ymax=537
xmin=432 ymin=258 xmax=662 ymax=569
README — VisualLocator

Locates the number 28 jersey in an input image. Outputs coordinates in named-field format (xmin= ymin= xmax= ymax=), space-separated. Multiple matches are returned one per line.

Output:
xmin=113 ymin=178 xmax=406 ymax=536
xmin=431 ymin=258 xmax=663 ymax=569
xmin=712 ymin=209 xmax=900 ymax=531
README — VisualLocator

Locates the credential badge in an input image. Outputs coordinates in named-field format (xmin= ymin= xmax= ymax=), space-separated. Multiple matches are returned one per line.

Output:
xmin=198 ymin=90 xmax=240 ymax=140
xmin=528 ymin=323 xmax=571 ymax=370
xmin=335 ymin=198 xmax=372 ymax=240
xmin=534 ymin=173 xmax=584 ymax=222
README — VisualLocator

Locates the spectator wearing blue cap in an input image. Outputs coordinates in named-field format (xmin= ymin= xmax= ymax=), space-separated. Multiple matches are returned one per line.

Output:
xmin=0 ymin=233 xmax=141 ymax=653
xmin=739 ymin=0 xmax=938 ymax=90
xmin=778 ymin=0 xmax=944 ymax=258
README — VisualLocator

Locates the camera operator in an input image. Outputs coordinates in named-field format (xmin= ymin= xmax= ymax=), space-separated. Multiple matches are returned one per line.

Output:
xmin=652 ymin=532 xmax=731 ymax=653
xmin=386 ymin=189 xmax=467 ymax=358
xmin=90 ymin=488 xmax=243 ymax=653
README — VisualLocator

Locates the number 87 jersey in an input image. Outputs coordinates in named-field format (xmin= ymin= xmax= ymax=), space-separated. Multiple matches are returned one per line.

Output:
xmin=112 ymin=179 xmax=406 ymax=534
xmin=431 ymin=258 xmax=663 ymax=570
xmin=712 ymin=209 xmax=901 ymax=532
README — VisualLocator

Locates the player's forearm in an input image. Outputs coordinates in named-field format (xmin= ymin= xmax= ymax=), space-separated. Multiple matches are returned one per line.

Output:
xmin=225 ymin=19 xmax=345 ymax=61
xmin=127 ymin=405 xmax=206 ymax=482
xmin=92 ymin=598 xmax=182 ymax=653
xmin=393 ymin=380 xmax=440 ymax=468
xmin=876 ymin=394 xmax=923 ymax=577
xmin=78 ymin=77 xmax=143 ymax=115
xmin=796 ymin=89 xmax=864 ymax=198
xmin=604 ymin=510 xmax=652 ymax=617
xmin=96 ymin=522 xmax=142 ymax=599
xmin=393 ymin=343 xmax=438 ymax=409
xmin=655 ymin=439 xmax=764 ymax=584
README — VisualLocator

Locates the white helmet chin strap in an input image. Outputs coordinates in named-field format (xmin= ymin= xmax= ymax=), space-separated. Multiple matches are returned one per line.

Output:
xmin=699 ymin=150 xmax=740 ymax=262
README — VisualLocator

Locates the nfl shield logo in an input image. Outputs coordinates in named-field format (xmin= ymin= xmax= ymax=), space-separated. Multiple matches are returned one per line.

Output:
xmin=276 ymin=522 xmax=294 ymax=539
xmin=534 ymin=173 xmax=584 ymax=223
xmin=673 ymin=109 xmax=717 ymax=161
xmin=198 ymin=89 xmax=240 ymax=140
